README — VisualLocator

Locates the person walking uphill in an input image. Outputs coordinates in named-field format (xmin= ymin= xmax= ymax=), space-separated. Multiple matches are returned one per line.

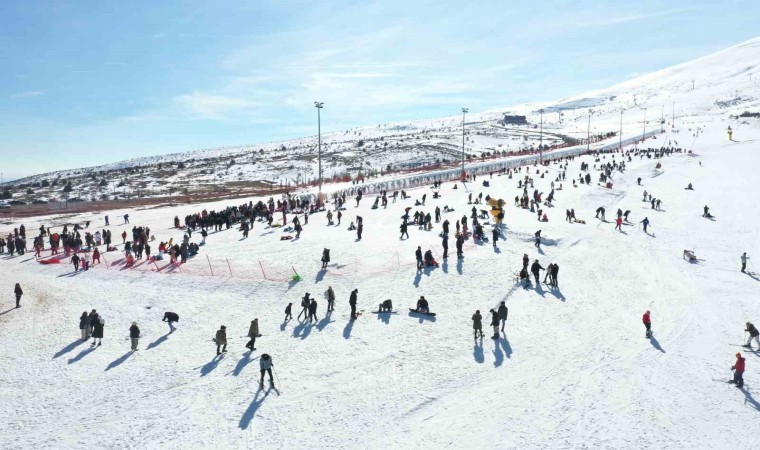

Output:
xmin=741 ymin=252 xmax=749 ymax=273
xmin=259 ymin=353 xmax=275 ymax=389
xmin=472 ymin=310 xmax=484 ymax=339
xmin=246 ymin=319 xmax=259 ymax=351
xmin=129 ymin=322 xmax=140 ymax=351
xmin=14 ymin=283 xmax=22 ymax=308
xmin=214 ymin=325 xmax=227 ymax=355
xmin=731 ymin=353 xmax=746 ymax=388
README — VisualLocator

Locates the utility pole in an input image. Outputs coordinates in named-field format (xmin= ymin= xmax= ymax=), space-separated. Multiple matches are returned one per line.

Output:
xmin=619 ymin=110 xmax=623 ymax=150
xmin=586 ymin=109 xmax=592 ymax=152
xmin=314 ymin=101 xmax=324 ymax=195
xmin=539 ymin=109 xmax=544 ymax=164
xmin=660 ymin=105 xmax=664 ymax=133
xmin=672 ymin=101 xmax=675 ymax=129
xmin=642 ymin=108 xmax=647 ymax=142
xmin=461 ymin=108 xmax=468 ymax=180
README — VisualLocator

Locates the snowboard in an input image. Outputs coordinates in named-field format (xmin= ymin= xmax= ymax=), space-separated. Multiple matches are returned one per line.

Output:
xmin=409 ymin=308 xmax=436 ymax=316
xmin=371 ymin=310 xmax=398 ymax=314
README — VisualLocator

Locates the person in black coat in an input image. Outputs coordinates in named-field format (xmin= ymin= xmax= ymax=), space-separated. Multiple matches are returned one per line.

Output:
xmin=530 ymin=260 xmax=544 ymax=284
xmin=14 ymin=283 xmax=22 ymax=308
xmin=456 ymin=235 xmax=465 ymax=259
xmin=321 ymin=248 xmax=330 ymax=270
xmin=349 ymin=289 xmax=358 ymax=319
xmin=129 ymin=322 xmax=140 ymax=351
xmin=415 ymin=246 xmax=423 ymax=270
xmin=308 ymin=299 xmax=319 ymax=323
xmin=442 ymin=234 xmax=449 ymax=259
xmin=284 ymin=303 xmax=293 ymax=321
xmin=490 ymin=309 xmax=499 ymax=339
xmin=79 ymin=312 xmax=90 ymax=340
xmin=163 ymin=312 xmax=179 ymax=333
xmin=91 ymin=314 xmax=104 ymax=346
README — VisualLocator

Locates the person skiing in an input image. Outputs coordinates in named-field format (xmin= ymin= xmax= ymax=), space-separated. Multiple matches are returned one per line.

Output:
xmin=498 ymin=301 xmax=508 ymax=332
xmin=321 ymin=248 xmax=330 ymax=270
xmin=703 ymin=205 xmax=710 ymax=218
xmin=349 ymin=289 xmax=358 ymax=319
xmin=214 ymin=326 xmax=227 ymax=355
xmin=163 ymin=312 xmax=179 ymax=333
xmin=489 ymin=309 xmax=499 ymax=339
xmin=91 ymin=314 xmax=105 ymax=346
xmin=416 ymin=296 xmax=429 ymax=313
xmin=731 ymin=352 xmax=745 ymax=388
xmin=129 ymin=322 xmax=140 ymax=351
xmin=615 ymin=216 xmax=623 ymax=231
xmin=14 ymin=283 xmax=22 ymax=308
xmin=745 ymin=322 xmax=760 ymax=349
xmin=472 ymin=310 xmax=484 ymax=339
xmin=79 ymin=311 xmax=89 ymax=340
xmin=530 ymin=260 xmax=544 ymax=285
xmin=641 ymin=217 xmax=650 ymax=233
xmin=259 ymin=353 xmax=274 ymax=389
xmin=326 ymin=286 xmax=336 ymax=312
xmin=741 ymin=252 xmax=749 ymax=273
xmin=643 ymin=310 xmax=652 ymax=338
xmin=595 ymin=207 xmax=606 ymax=221
xmin=415 ymin=246 xmax=423 ymax=270
xmin=246 ymin=319 xmax=259 ymax=351
xmin=284 ymin=302 xmax=293 ymax=321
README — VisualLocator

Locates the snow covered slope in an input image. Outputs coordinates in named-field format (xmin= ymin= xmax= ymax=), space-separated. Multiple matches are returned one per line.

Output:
xmin=4 ymin=38 xmax=759 ymax=205
xmin=1 ymin=38 xmax=760 ymax=449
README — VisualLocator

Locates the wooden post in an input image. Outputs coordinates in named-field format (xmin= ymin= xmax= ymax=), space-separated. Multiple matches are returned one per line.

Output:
xmin=259 ymin=261 xmax=267 ymax=280
xmin=206 ymin=255 xmax=214 ymax=276
xmin=226 ymin=258 xmax=233 ymax=277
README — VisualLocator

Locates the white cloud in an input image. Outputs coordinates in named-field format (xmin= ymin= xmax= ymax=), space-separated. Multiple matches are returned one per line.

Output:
xmin=172 ymin=92 xmax=258 ymax=120
xmin=10 ymin=90 xmax=44 ymax=98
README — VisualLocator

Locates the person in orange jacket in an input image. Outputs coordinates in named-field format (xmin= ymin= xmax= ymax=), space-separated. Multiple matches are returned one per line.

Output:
xmin=643 ymin=310 xmax=652 ymax=338
xmin=731 ymin=353 xmax=745 ymax=388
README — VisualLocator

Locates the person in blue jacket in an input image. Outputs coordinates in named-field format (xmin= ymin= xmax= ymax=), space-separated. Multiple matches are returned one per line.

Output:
xmin=259 ymin=354 xmax=274 ymax=388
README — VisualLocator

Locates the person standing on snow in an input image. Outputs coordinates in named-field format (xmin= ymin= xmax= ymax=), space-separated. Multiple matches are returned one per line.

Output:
xmin=14 ymin=283 xmax=22 ymax=308
xmin=259 ymin=353 xmax=275 ymax=389
xmin=129 ymin=322 xmax=140 ymax=351
xmin=214 ymin=325 xmax=227 ymax=355
xmin=550 ymin=263 xmax=559 ymax=287
xmin=615 ymin=216 xmax=623 ymax=231
xmin=415 ymin=246 xmax=423 ymax=270
xmin=246 ymin=319 xmax=259 ymax=351
xmin=534 ymin=230 xmax=542 ymax=248
xmin=442 ymin=233 xmax=449 ymax=258
xmin=349 ymin=289 xmax=358 ymax=319
xmin=91 ymin=314 xmax=105 ymax=347
xmin=321 ymin=248 xmax=330 ymax=270
xmin=326 ymin=286 xmax=336 ymax=312
xmin=498 ymin=301 xmax=508 ymax=332
xmin=643 ymin=310 xmax=652 ymax=338
xmin=489 ymin=309 xmax=499 ymax=339
xmin=456 ymin=234 xmax=464 ymax=259
xmin=741 ymin=253 xmax=749 ymax=273
xmin=284 ymin=303 xmax=293 ymax=321
xmin=731 ymin=353 xmax=745 ymax=388
xmin=472 ymin=310 xmax=483 ymax=339
xmin=298 ymin=294 xmax=311 ymax=321
xmin=308 ymin=298 xmax=319 ymax=323
xmin=530 ymin=260 xmax=544 ymax=285
xmin=79 ymin=312 xmax=89 ymax=340
xmin=745 ymin=322 xmax=760 ymax=349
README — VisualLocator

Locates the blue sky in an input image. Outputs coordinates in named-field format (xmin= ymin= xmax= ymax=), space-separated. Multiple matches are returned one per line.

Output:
xmin=1 ymin=0 xmax=758 ymax=180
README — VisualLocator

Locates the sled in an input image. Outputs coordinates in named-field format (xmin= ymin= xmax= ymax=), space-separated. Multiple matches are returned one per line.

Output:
xmin=280 ymin=235 xmax=294 ymax=241
xmin=575 ymin=219 xmax=586 ymax=224
xmin=425 ymin=260 xmax=439 ymax=268
xmin=409 ymin=308 xmax=436 ymax=316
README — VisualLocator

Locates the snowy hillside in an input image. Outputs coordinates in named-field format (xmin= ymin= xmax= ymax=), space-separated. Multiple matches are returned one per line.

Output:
xmin=4 ymin=38 xmax=758 ymax=206
xmin=1 ymin=38 xmax=760 ymax=449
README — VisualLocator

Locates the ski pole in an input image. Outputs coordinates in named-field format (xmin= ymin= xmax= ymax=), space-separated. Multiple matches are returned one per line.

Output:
xmin=273 ymin=367 xmax=281 ymax=387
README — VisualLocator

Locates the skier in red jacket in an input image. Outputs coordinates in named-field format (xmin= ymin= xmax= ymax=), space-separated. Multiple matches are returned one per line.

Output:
xmin=731 ymin=353 xmax=746 ymax=388
xmin=642 ymin=310 xmax=652 ymax=338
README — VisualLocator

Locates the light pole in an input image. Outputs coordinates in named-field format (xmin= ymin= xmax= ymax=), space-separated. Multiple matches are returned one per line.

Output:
xmin=314 ymin=101 xmax=324 ymax=194
xmin=586 ymin=109 xmax=592 ymax=152
xmin=461 ymin=108 xmax=468 ymax=180
xmin=619 ymin=110 xmax=623 ymax=150
xmin=660 ymin=105 xmax=664 ymax=133
xmin=642 ymin=107 xmax=647 ymax=142
xmin=539 ymin=109 xmax=544 ymax=163
xmin=672 ymin=101 xmax=675 ymax=129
